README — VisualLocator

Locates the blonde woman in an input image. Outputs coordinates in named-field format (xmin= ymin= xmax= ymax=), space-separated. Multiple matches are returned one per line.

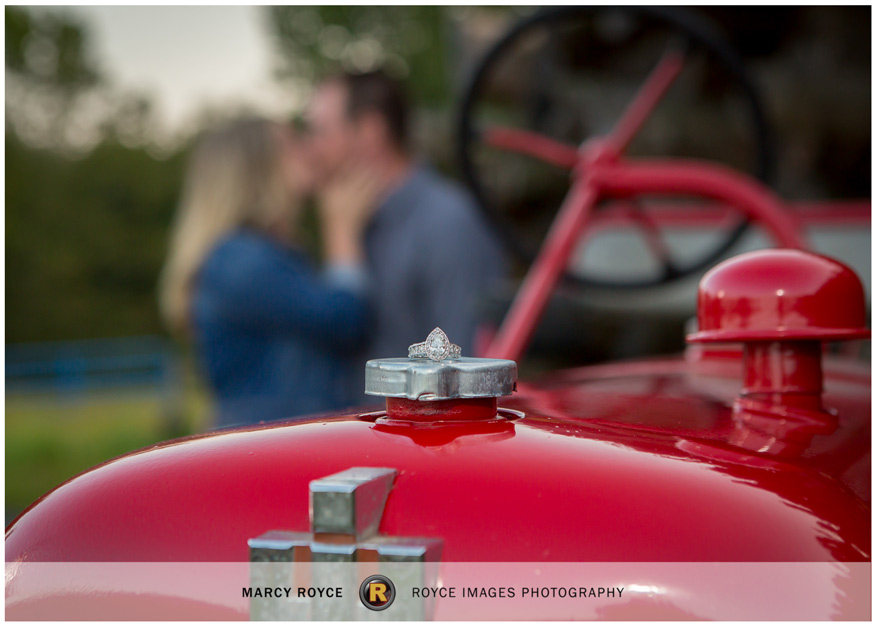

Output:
xmin=160 ymin=117 xmax=382 ymax=427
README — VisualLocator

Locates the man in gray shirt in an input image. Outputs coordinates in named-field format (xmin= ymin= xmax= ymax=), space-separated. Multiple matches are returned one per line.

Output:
xmin=308 ymin=70 xmax=506 ymax=361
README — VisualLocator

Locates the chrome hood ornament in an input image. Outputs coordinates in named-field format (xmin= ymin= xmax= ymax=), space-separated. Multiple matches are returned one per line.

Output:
xmin=248 ymin=467 xmax=442 ymax=620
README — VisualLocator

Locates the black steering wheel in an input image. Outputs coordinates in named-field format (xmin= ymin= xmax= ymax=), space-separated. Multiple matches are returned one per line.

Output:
xmin=457 ymin=6 xmax=775 ymax=289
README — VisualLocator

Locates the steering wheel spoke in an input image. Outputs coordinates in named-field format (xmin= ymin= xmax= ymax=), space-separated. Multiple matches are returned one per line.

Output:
xmin=483 ymin=126 xmax=579 ymax=170
xmin=609 ymin=47 xmax=686 ymax=155
xmin=458 ymin=6 xmax=773 ymax=291
xmin=625 ymin=200 xmax=679 ymax=278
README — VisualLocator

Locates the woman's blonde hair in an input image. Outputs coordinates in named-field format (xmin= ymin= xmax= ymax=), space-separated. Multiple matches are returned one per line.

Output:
xmin=159 ymin=117 xmax=293 ymax=334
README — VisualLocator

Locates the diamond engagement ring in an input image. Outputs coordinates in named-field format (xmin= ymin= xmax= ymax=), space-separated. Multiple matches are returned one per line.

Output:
xmin=408 ymin=327 xmax=461 ymax=362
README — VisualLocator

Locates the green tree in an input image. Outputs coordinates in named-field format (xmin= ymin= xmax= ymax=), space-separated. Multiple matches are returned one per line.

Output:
xmin=6 ymin=6 xmax=103 ymax=152
xmin=6 ymin=131 xmax=188 ymax=342
xmin=267 ymin=6 xmax=450 ymax=107
xmin=5 ymin=7 xmax=185 ymax=342
xmin=5 ymin=6 xmax=159 ymax=153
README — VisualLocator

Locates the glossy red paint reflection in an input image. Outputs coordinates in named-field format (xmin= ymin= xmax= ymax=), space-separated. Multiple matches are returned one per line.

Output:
xmin=686 ymin=250 xmax=870 ymax=458
xmin=385 ymin=397 xmax=498 ymax=421
xmin=6 ymin=355 xmax=869 ymax=565
xmin=689 ymin=249 xmax=870 ymax=343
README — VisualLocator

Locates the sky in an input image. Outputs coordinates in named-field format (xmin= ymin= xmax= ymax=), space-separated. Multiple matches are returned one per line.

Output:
xmin=68 ymin=6 xmax=298 ymax=135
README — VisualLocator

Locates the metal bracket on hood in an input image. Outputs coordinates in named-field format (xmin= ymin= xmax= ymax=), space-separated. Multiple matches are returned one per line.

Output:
xmin=248 ymin=467 xmax=442 ymax=620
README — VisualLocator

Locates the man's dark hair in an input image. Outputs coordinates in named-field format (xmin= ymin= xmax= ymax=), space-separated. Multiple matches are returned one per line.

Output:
xmin=336 ymin=70 xmax=409 ymax=151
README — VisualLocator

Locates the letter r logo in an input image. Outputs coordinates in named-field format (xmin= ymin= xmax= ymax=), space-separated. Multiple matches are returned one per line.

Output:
xmin=359 ymin=575 xmax=395 ymax=611
xmin=369 ymin=583 xmax=387 ymax=603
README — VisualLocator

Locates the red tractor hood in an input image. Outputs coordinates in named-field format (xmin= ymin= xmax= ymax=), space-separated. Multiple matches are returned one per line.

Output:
xmin=6 ymin=353 xmax=869 ymax=564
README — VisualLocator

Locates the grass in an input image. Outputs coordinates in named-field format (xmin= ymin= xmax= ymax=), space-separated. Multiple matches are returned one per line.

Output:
xmin=6 ymin=385 xmax=211 ymax=519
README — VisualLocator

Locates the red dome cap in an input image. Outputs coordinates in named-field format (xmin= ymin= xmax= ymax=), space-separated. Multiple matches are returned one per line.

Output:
xmin=687 ymin=249 xmax=870 ymax=343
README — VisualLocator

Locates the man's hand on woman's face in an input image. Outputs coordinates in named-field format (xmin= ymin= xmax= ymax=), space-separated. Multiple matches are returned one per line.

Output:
xmin=318 ymin=159 xmax=387 ymax=233
xmin=317 ymin=159 xmax=389 ymax=264
xmin=316 ymin=165 xmax=383 ymax=265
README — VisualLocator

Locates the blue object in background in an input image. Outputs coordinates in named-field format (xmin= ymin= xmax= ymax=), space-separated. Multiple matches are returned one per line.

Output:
xmin=5 ymin=335 xmax=178 ymax=398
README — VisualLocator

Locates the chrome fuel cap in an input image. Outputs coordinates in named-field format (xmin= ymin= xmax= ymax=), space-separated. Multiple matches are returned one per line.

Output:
xmin=365 ymin=357 xmax=517 ymax=400
xmin=365 ymin=328 xmax=516 ymax=401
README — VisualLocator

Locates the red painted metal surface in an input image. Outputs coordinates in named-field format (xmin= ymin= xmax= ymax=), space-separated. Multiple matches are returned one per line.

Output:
xmin=6 ymin=353 xmax=870 ymax=566
xmin=607 ymin=49 xmax=685 ymax=155
xmin=484 ymin=127 xmax=579 ymax=169
xmin=728 ymin=341 xmax=837 ymax=457
xmin=6 ymin=24 xmax=871 ymax=619
xmin=485 ymin=157 xmax=808 ymax=362
xmin=689 ymin=249 xmax=870 ymax=343
xmin=684 ymin=249 xmax=870 ymax=459
xmin=480 ymin=40 xmax=808 ymax=364
xmin=484 ymin=180 xmax=598 ymax=361
xmin=385 ymin=397 xmax=497 ymax=421
xmin=483 ymin=50 xmax=685 ymax=169
xmin=586 ymin=200 xmax=871 ymax=229
xmin=741 ymin=340 xmax=824 ymax=401
xmin=587 ymin=160 xmax=806 ymax=249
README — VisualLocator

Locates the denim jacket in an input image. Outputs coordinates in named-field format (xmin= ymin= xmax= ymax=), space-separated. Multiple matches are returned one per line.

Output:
xmin=192 ymin=229 xmax=371 ymax=427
